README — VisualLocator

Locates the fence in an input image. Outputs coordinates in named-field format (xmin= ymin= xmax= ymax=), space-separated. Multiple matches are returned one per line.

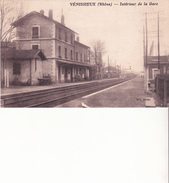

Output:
xmin=155 ymin=74 xmax=169 ymax=107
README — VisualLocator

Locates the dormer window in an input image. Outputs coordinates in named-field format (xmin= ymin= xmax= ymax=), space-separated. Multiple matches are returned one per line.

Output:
xmin=32 ymin=26 xmax=40 ymax=38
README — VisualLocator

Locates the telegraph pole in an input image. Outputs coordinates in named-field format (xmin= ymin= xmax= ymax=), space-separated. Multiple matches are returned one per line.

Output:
xmin=157 ymin=12 xmax=160 ymax=73
xmin=144 ymin=12 xmax=149 ymax=92
xmin=143 ymin=26 xmax=146 ymax=90
xmin=115 ymin=60 xmax=116 ymax=76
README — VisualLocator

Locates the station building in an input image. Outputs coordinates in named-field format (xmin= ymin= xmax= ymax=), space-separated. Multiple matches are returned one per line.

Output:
xmin=147 ymin=56 xmax=169 ymax=82
xmin=1 ymin=10 xmax=92 ymax=86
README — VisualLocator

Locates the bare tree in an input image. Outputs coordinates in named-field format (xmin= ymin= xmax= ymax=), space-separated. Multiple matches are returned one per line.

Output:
xmin=90 ymin=40 xmax=106 ymax=79
xmin=1 ymin=0 xmax=24 ymax=42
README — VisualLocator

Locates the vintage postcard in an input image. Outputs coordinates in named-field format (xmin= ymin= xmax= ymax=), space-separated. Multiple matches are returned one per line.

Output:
xmin=1 ymin=0 xmax=169 ymax=108
xmin=0 ymin=1 xmax=168 ymax=183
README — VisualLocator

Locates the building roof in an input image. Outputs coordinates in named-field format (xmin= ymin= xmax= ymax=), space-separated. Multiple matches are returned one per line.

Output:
xmin=1 ymin=49 xmax=47 ymax=61
xmin=12 ymin=11 xmax=77 ymax=34
xmin=147 ymin=56 xmax=169 ymax=63
xmin=74 ymin=41 xmax=90 ymax=48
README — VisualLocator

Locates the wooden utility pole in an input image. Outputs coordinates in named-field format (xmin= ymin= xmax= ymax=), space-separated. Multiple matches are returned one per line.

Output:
xmin=144 ymin=12 xmax=149 ymax=92
xmin=143 ymin=26 xmax=145 ymax=66
xmin=115 ymin=60 xmax=116 ymax=76
xmin=158 ymin=12 xmax=160 ymax=73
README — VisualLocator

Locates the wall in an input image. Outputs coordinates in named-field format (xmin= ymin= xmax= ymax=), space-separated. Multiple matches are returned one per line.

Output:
xmin=15 ymin=14 xmax=56 ymax=82
xmin=56 ymin=41 xmax=74 ymax=61
xmin=148 ymin=64 xmax=165 ymax=79
xmin=74 ymin=42 xmax=89 ymax=63
xmin=14 ymin=12 xmax=91 ymax=84
xmin=31 ymin=59 xmax=43 ymax=85
xmin=5 ymin=59 xmax=43 ymax=85
xmin=56 ymin=24 xmax=75 ymax=45
xmin=16 ymin=14 xmax=53 ymax=40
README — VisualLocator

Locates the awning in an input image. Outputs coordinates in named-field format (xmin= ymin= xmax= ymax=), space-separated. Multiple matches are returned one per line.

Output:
xmin=57 ymin=59 xmax=93 ymax=67
xmin=1 ymin=49 xmax=47 ymax=61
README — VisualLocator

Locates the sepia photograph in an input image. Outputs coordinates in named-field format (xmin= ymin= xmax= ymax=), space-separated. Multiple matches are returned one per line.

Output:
xmin=1 ymin=0 xmax=169 ymax=108
xmin=0 ymin=1 xmax=168 ymax=183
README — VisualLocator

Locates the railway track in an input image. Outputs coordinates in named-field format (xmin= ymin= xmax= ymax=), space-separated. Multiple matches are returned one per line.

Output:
xmin=1 ymin=78 xmax=132 ymax=107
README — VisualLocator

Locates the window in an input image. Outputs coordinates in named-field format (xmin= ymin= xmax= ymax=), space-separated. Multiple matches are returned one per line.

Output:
xmin=32 ymin=26 xmax=39 ymax=38
xmin=80 ymin=53 xmax=82 ymax=62
xmin=76 ymin=52 xmax=78 ymax=61
xmin=71 ymin=50 xmax=73 ymax=60
xmin=32 ymin=45 xmax=39 ymax=50
xmin=84 ymin=53 xmax=86 ymax=62
xmin=71 ymin=35 xmax=73 ymax=44
xmin=65 ymin=32 xmax=67 ymax=42
xmin=59 ymin=29 xmax=61 ymax=39
xmin=13 ymin=63 xmax=21 ymax=75
xmin=65 ymin=48 xmax=67 ymax=59
xmin=58 ymin=46 xmax=61 ymax=58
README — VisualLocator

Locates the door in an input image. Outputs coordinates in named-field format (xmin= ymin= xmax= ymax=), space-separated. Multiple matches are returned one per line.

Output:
xmin=65 ymin=67 xmax=67 ymax=82
xmin=58 ymin=66 xmax=61 ymax=83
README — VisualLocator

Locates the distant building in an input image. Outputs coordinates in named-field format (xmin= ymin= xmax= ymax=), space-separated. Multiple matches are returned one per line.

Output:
xmin=146 ymin=56 xmax=169 ymax=81
xmin=1 ymin=10 xmax=92 ymax=86
xmin=102 ymin=66 xmax=118 ymax=78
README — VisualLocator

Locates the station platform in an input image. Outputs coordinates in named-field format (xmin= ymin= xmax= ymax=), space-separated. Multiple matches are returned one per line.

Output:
xmin=55 ymin=77 xmax=159 ymax=108
xmin=1 ymin=78 xmax=119 ymax=97
xmin=1 ymin=77 xmax=160 ymax=107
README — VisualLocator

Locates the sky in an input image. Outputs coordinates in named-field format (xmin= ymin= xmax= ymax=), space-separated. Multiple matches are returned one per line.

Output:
xmin=5 ymin=0 xmax=169 ymax=72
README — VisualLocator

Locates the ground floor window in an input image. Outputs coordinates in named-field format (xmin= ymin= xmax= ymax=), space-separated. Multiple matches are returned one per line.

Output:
xmin=62 ymin=67 xmax=64 ymax=74
xmin=13 ymin=63 xmax=21 ymax=75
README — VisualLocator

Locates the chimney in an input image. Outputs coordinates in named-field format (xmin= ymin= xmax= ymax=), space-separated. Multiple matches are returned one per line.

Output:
xmin=61 ymin=9 xmax=65 ymax=25
xmin=40 ymin=10 xmax=44 ymax=15
xmin=49 ymin=9 xmax=53 ymax=19
xmin=76 ymin=36 xmax=79 ymax=42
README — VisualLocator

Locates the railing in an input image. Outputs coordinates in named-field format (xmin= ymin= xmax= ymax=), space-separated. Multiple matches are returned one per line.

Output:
xmin=155 ymin=74 xmax=169 ymax=107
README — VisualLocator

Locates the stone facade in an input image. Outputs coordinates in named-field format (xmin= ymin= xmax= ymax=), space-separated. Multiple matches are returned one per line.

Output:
xmin=13 ymin=10 xmax=92 ymax=84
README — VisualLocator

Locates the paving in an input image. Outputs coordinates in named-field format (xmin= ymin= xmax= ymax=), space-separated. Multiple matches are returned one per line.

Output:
xmin=0 ymin=77 xmax=126 ymax=97
xmin=1 ymin=80 xmax=93 ymax=96
xmin=55 ymin=77 xmax=157 ymax=108
xmin=1 ymin=77 xmax=160 ymax=107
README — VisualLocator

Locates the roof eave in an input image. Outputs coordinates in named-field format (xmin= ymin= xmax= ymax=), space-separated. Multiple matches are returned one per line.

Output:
xmin=12 ymin=11 xmax=77 ymax=34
